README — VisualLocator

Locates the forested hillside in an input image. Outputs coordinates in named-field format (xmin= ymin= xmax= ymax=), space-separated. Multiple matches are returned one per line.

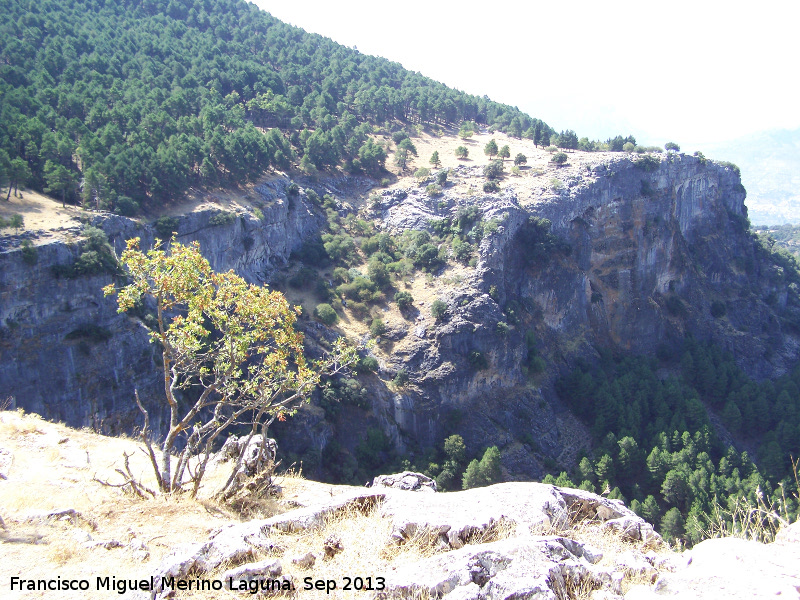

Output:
xmin=0 ymin=0 xmax=551 ymax=214
xmin=554 ymin=339 xmax=800 ymax=544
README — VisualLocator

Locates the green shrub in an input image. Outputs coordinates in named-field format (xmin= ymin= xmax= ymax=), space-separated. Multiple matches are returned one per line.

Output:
xmin=551 ymin=152 xmax=568 ymax=165
xmin=426 ymin=183 xmax=442 ymax=197
xmin=21 ymin=239 xmax=37 ymax=265
xmin=10 ymin=214 xmax=24 ymax=230
xmin=436 ymin=169 xmax=448 ymax=186
xmin=710 ymin=301 xmax=727 ymax=318
xmin=392 ymin=369 xmax=409 ymax=387
xmin=314 ymin=303 xmax=338 ymax=325
xmin=154 ymin=216 xmax=179 ymax=238
xmin=431 ymin=299 xmax=448 ymax=321
xmin=355 ymin=356 xmax=379 ymax=373
xmin=306 ymin=189 xmax=320 ymax=204
xmin=394 ymin=291 xmax=414 ymax=311
xmin=496 ymin=322 xmax=509 ymax=336
xmin=209 ymin=211 xmax=236 ymax=226
xmin=483 ymin=181 xmax=500 ymax=193
xmin=634 ymin=155 xmax=660 ymax=172
xmin=483 ymin=160 xmax=504 ymax=180
xmin=369 ymin=318 xmax=386 ymax=337
xmin=414 ymin=167 xmax=430 ymax=180
xmin=349 ymin=301 xmax=369 ymax=319
xmin=333 ymin=267 xmax=351 ymax=283
xmin=468 ymin=350 xmax=488 ymax=370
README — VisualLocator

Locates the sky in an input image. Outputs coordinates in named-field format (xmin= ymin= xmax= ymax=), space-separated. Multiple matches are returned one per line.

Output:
xmin=250 ymin=0 xmax=800 ymax=149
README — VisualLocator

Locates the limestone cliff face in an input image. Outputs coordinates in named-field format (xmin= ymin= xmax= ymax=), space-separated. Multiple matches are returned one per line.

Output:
xmin=2 ymin=155 xmax=798 ymax=478
xmin=336 ymin=153 xmax=800 ymax=475
xmin=0 ymin=180 xmax=323 ymax=433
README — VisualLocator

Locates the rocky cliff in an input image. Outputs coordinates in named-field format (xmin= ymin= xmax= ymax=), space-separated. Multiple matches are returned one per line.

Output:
xmin=2 ymin=152 xmax=798 ymax=478
xmin=0 ymin=178 xmax=326 ymax=432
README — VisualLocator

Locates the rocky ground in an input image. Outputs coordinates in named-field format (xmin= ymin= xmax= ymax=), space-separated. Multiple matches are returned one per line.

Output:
xmin=1 ymin=410 xmax=798 ymax=600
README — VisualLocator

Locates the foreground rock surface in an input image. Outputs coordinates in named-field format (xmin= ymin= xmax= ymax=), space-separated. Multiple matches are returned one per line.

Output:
xmin=625 ymin=535 xmax=800 ymax=600
xmin=381 ymin=482 xmax=660 ymax=550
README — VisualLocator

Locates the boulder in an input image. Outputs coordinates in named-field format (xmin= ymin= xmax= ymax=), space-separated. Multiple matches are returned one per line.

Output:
xmin=222 ymin=558 xmax=282 ymax=590
xmin=261 ymin=491 xmax=384 ymax=533
xmin=291 ymin=552 xmax=316 ymax=569
xmin=372 ymin=471 xmax=437 ymax=492
xmin=378 ymin=536 xmax=617 ymax=600
xmin=381 ymin=482 xmax=660 ymax=550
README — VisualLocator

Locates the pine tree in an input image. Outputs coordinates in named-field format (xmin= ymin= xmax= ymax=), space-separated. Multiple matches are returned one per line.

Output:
xmin=429 ymin=151 xmax=441 ymax=168
xmin=484 ymin=139 xmax=498 ymax=160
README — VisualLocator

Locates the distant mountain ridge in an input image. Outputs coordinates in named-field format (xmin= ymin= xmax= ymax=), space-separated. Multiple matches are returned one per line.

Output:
xmin=704 ymin=128 xmax=800 ymax=225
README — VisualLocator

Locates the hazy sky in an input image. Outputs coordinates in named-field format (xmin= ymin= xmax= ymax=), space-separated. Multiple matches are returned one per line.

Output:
xmin=251 ymin=0 xmax=799 ymax=148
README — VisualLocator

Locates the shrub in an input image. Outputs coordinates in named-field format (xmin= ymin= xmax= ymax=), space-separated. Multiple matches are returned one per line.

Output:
xmin=154 ymin=216 xmax=179 ymax=238
xmin=21 ymin=239 xmax=37 ymax=265
xmin=511 ymin=166 xmax=521 ymax=176
xmin=455 ymin=146 xmax=469 ymax=159
xmin=314 ymin=303 xmax=338 ymax=325
xmin=355 ymin=356 xmax=379 ymax=373
xmin=394 ymin=291 xmax=414 ymax=311
xmin=623 ymin=142 xmax=635 ymax=152
xmin=369 ymin=318 xmax=386 ymax=337
xmin=287 ymin=182 xmax=299 ymax=196
xmin=551 ymin=152 xmax=568 ymax=165
xmin=514 ymin=153 xmax=527 ymax=166
xmin=483 ymin=181 xmax=500 ymax=193
xmin=9 ymin=214 xmax=24 ymax=230
xmin=710 ymin=301 xmax=727 ymax=318
xmin=349 ymin=301 xmax=369 ymax=319
xmin=392 ymin=369 xmax=409 ymax=387
xmin=426 ymin=183 xmax=443 ymax=197
xmin=468 ymin=350 xmax=488 ymax=370
xmin=209 ymin=211 xmax=236 ymax=226
xmin=634 ymin=155 xmax=660 ymax=172
xmin=483 ymin=159 xmax=504 ymax=180
xmin=665 ymin=142 xmax=681 ymax=152
xmin=431 ymin=299 xmax=448 ymax=321
xmin=436 ymin=169 xmax=448 ymax=186
xmin=306 ymin=189 xmax=320 ymax=204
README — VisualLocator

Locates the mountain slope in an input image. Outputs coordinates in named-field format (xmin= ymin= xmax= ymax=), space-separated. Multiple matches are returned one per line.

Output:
xmin=0 ymin=0 xmax=551 ymax=212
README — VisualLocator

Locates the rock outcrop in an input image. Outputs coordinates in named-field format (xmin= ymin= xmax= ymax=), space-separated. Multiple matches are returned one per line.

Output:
xmin=4 ymin=153 xmax=800 ymax=478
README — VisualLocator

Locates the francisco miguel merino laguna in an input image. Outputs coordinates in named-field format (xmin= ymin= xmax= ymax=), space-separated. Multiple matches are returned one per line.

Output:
xmin=10 ymin=575 xmax=295 ymax=594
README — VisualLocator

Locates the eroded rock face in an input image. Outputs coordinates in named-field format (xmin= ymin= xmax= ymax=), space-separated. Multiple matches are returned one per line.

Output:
xmin=378 ymin=536 xmax=607 ymax=600
xmin=380 ymin=482 xmax=661 ymax=551
xmin=372 ymin=471 xmax=437 ymax=492
xmin=0 ymin=181 xmax=323 ymax=432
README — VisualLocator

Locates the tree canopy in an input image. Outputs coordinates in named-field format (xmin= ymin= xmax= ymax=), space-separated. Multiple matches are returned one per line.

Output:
xmin=103 ymin=237 xmax=357 ymax=496
xmin=0 ymin=0 xmax=553 ymax=213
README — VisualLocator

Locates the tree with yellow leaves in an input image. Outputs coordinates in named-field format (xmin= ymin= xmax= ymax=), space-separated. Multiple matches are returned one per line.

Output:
xmin=104 ymin=238 xmax=357 ymax=497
